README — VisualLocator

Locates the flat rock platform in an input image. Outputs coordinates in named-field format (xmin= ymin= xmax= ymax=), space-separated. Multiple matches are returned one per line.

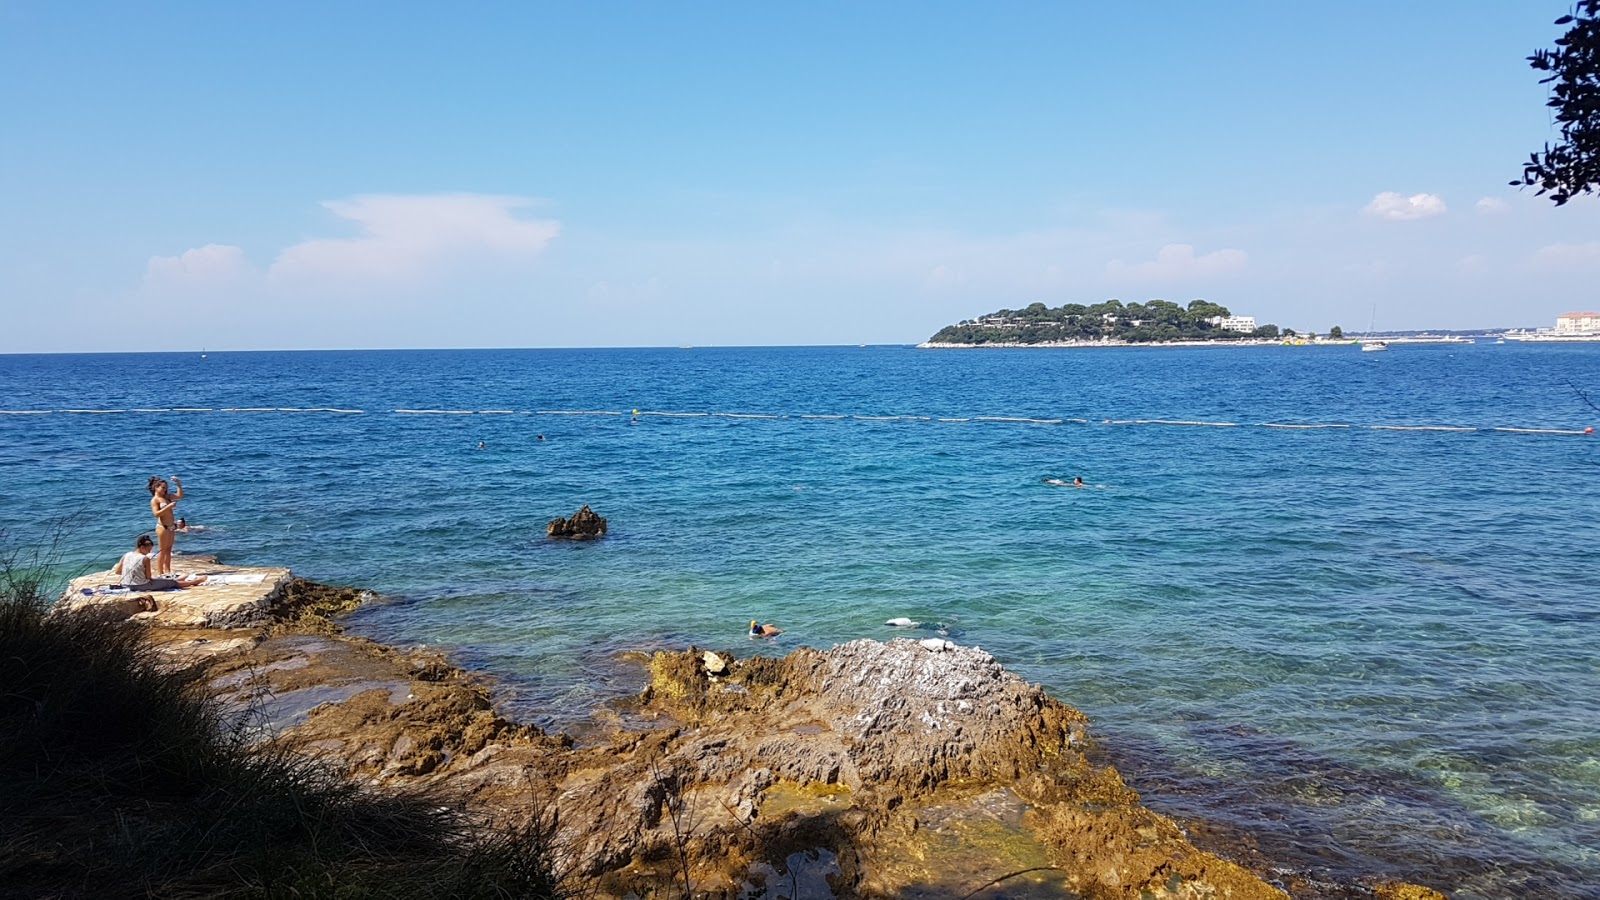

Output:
xmin=61 ymin=554 xmax=292 ymax=631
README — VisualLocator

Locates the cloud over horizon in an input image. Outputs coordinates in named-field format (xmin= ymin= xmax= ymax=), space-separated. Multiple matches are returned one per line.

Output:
xmin=1363 ymin=192 xmax=1447 ymax=221
xmin=145 ymin=194 xmax=561 ymax=294
xmin=270 ymin=194 xmax=559 ymax=283
xmin=1532 ymin=240 xmax=1600 ymax=268
xmin=144 ymin=243 xmax=250 ymax=287
xmin=1104 ymin=243 xmax=1248 ymax=283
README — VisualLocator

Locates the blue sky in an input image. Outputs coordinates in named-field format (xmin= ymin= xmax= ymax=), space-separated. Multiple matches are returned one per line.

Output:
xmin=3 ymin=1 xmax=1596 ymax=351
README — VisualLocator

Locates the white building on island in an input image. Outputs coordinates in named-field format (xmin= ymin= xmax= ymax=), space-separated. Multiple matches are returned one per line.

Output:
xmin=1556 ymin=311 xmax=1600 ymax=335
xmin=1206 ymin=315 xmax=1257 ymax=333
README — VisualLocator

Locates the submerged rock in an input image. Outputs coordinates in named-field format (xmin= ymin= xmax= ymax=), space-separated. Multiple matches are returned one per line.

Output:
xmin=547 ymin=504 xmax=607 ymax=539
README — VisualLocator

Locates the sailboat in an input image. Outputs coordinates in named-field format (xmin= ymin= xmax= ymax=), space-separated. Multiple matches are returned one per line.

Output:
xmin=1360 ymin=306 xmax=1388 ymax=352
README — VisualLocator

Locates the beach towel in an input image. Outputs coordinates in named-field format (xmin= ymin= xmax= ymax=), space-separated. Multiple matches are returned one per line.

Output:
xmin=203 ymin=573 xmax=269 ymax=585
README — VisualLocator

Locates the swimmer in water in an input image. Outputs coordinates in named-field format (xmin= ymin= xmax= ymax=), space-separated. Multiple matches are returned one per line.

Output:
xmin=537 ymin=434 xmax=545 ymax=441
xmin=1073 ymin=476 xmax=1086 ymax=487
xmin=478 ymin=441 xmax=486 ymax=450
xmin=750 ymin=620 xmax=782 ymax=638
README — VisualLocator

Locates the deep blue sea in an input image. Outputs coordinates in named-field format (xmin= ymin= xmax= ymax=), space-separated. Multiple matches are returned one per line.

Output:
xmin=3 ymin=344 xmax=1599 ymax=898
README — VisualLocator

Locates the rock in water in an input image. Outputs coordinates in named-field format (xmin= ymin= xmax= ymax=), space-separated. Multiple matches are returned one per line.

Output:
xmin=547 ymin=505 xmax=607 ymax=539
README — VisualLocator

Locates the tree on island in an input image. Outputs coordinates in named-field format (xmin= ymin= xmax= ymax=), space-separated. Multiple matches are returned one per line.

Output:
xmin=925 ymin=298 xmax=1280 ymax=345
xmin=1254 ymin=324 xmax=1281 ymax=339
xmin=1515 ymin=1 xmax=1600 ymax=204
xmin=1329 ymin=325 xmax=1344 ymax=339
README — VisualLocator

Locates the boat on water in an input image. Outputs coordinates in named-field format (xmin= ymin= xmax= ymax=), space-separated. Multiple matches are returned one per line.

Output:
xmin=1360 ymin=305 xmax=1387 ymax=352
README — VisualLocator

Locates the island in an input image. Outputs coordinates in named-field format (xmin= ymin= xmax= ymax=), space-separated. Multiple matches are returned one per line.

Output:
xmin=922 ymin=299 xmax=1284 ymax=347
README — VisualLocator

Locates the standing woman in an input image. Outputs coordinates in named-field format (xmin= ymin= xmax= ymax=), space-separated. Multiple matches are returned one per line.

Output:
xmin=148 ymin=475 xmax=183 ymax=576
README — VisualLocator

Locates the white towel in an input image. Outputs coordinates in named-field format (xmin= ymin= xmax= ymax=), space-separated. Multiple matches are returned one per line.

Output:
xmin=204 ymin=573 xmax=269 ymax=585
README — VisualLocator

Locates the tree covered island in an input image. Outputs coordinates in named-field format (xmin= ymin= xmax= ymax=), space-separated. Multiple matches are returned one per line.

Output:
xmin=924 ymin=299 xmax=1283 ymax=346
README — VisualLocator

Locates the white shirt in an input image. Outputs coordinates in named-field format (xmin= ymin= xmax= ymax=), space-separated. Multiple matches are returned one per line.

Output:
xmin=119 ymin=550 xmax=153 ymax=587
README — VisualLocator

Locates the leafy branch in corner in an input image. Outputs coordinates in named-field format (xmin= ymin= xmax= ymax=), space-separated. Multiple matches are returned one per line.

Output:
xmin=1515 ymin=1 xmax=1600 ymax=204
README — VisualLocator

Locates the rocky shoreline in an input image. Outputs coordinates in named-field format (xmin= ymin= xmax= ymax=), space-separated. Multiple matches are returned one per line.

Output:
xmin=60 ymin=562 xmax=1449 ymax=899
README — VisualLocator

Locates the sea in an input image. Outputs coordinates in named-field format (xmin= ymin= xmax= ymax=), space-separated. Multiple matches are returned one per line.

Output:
xmin=3 ymin=343 xmax=1598 ymax=898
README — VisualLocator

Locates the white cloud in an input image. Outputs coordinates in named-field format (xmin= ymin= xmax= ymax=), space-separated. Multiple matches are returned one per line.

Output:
xmin=1363 ymin=192 xmax=1447 ymax=221
xmin=1105 ymin=243 xmax=1247 ymax=282
xmin=1475 ymin=197 xmax=1509 ymax=215
xmin=269 ymin=194 xmax=559 ymax=283
xmin=1533 ymin=241 xmax=1600 ymax=268
xmin=144 ymin=243 xmax=250 ymax=286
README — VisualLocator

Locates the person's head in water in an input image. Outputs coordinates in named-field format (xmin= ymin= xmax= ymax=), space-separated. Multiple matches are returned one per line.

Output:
xmin=478 ymin=441 xmax=486 ymax=450
xmin=176 ymin=518 xmax=187 ymax=529
xmin=1073 ymin=477 xmax=1085 ymax=487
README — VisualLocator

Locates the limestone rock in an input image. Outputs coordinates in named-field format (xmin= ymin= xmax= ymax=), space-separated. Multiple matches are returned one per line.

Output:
xmin=701 ymin=651 xmax=729 ymax=676
xmin=546 ymin=504 xmax=607 ymax=539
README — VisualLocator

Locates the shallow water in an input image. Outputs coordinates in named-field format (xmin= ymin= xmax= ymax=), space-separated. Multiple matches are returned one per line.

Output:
xmin=3 ymin=343 xmax=1598 ymax=897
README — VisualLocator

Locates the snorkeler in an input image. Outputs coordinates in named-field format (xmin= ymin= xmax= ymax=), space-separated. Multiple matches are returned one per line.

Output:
xmin=749 ymin=620 xmax=782 ymax=638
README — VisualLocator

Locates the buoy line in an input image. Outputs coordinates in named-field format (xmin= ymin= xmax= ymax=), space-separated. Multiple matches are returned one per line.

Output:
xmin=0 ymin=406 xmax=1591 ymax=436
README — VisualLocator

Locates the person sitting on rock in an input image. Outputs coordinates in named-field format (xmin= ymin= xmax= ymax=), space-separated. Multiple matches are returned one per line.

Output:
xmin=114 ymin=535 xmax=208 ymax=591
xmin=749 ymin=620 xmax=782 ymax=638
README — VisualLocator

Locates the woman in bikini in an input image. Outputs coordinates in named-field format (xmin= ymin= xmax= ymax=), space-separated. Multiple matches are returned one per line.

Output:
xmin=148 ymin=475 xmax=183 ymax=576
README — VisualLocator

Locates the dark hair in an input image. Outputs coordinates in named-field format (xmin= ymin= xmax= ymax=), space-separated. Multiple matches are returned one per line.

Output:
xmin=136 ymin=534 xmax=154 ymax=548
xmin=147 ymin=476 xmax=164 ymax=495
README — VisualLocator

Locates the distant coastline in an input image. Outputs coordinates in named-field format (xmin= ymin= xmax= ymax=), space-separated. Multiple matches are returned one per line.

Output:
xmin=917 ymin=338 xmax=1288 ymax=349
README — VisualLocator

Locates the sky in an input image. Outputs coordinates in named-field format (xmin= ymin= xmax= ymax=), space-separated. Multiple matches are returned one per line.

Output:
xmin=3 ymin=1 xmax=1598 ymax=352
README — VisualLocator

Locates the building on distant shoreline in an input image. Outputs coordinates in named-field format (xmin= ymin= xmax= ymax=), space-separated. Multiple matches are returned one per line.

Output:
xmin=1206 ymin=315 xmax=1257 ymax=333
xmin=1555 ymin=311 xmax=1600 ymax=335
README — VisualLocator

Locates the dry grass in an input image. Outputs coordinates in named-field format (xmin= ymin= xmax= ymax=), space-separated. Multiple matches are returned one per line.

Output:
xmin=0 ymin=536 xmax=568 ymax=899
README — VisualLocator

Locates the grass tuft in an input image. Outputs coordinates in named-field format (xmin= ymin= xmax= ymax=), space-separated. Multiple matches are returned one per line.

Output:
xmin=0 ymin=536 xmax=569 ymax=899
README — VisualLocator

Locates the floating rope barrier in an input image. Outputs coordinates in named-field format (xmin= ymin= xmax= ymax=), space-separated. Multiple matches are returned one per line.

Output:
xmin=0 ymin=406 xmax=1590 ymax=436
xmin=1368 ymin=425 xmax=1477 ymax=432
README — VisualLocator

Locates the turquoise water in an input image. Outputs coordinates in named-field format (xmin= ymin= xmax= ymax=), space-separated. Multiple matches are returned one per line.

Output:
xmin=3 ymin=344 xmax=1598 ymax=897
